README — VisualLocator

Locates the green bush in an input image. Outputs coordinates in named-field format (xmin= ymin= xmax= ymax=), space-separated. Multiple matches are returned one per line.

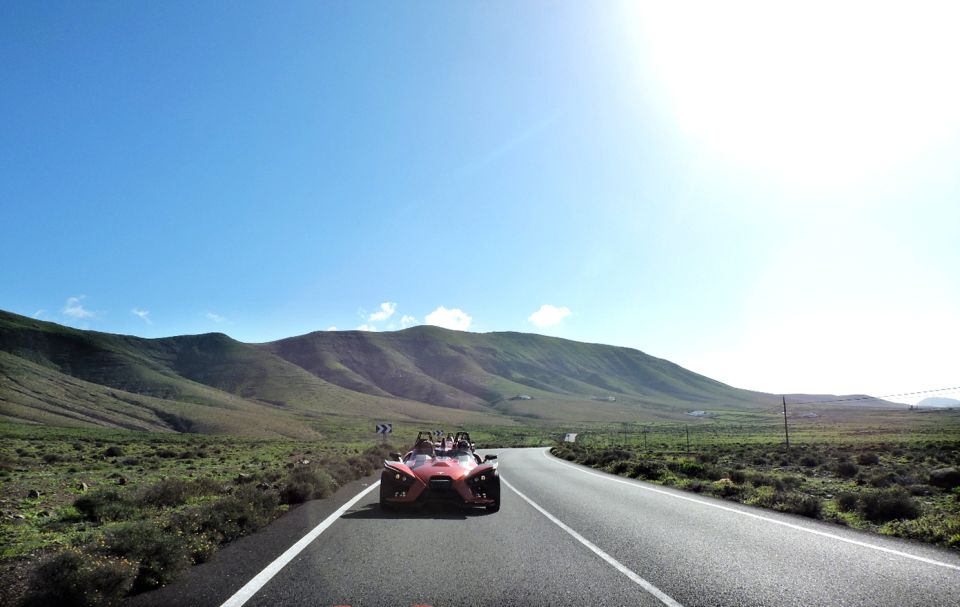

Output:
xmin=857 ymin=452 xmax=880 ymax=465
xmin=103 ymin=521 xmax=191 ymax=591
xmin=281 ymin=466 xmax=335 ymax=504
xmin=710 ymin=478 xmax=742 ymax=498
xmin=836 ymin=492 xmax=858 ymax=512
xmin=137 ymin=477 xmax=223 ymax=508
xmin=74 ymin=489 xmax=133 ymax=522
xmin=629 ymin=460 xmax=666 ymax=481
xmin=21 ymin=548 xmax=136 ymax=607
xmin=883 ymin=514 xmax=960 ymax=547
xmin=859 ymin=487 xmax=920 ymax=523
xmin=728 ymin=469 xmax=747 ymax=484
xmin=192 ymin=485 xmax=280 ymax=544
xmin=775 ymin=492 xmax=822 ymax=518
xmin=675 ymin=459 xmax=705 ymax=477
xmin=835 ymin=461 xmax=859 ymax=478
xmin=103 ymin=446 xmax=124 ymax=458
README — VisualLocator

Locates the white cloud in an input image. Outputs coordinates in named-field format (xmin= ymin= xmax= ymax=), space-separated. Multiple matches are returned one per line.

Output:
xmin=205 ymin=312 xmax=226 ymax=323
xmin=131 ymin=308 xmax=152 ymax=324
xmin=33 ymin=310 xmax=46 ymax=319
xmin=425 ymin=306 xmax=472 ymax=331
xmin=400 ymin=315 xmax=418 ymax=328
xmin=327 ymin=326 xmax=338 ymax=331
xmin=368 ymin=302 xmax=397 ymax=322
xmin=63 ymin=296 xmax=94 ymax=319
xmin=528 ymin=304 xmax=571 ymax=328
xmin=357 ymin=324 xmax=378 ymax=332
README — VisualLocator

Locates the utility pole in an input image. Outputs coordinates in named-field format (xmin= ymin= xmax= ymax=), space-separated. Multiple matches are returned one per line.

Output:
xmin=782 ymin=395 xmax=790 ymax=451
xmin=686 ymin=425 xmax=691 ymax=452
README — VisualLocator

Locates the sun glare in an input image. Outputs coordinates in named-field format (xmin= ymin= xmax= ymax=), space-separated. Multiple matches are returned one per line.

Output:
xmin=629 ymin=1 xmax=960 ymax=187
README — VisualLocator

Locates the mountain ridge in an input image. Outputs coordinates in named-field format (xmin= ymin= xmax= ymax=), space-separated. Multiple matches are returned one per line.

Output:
xmin=0 ymin=309 xmax=899 ymax=437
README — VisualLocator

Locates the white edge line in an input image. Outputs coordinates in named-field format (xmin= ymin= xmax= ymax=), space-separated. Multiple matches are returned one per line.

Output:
xmin=501 ymin=476 xmax=684 ymax=607
xmin=542 ymin=448 xmax=960 ymax=572
xmin=220 ymin=480 xmax=381 ymax=607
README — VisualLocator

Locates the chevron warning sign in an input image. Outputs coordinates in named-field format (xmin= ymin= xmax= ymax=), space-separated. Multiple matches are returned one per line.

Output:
xmin=376 ymin=423 xmax=392 ymax=435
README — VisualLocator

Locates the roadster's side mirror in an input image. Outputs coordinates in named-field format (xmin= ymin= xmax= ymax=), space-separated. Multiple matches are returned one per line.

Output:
xmin=389 ymin=452 xmax=402 ymax=461
xmin=484 ymin=454 xmax=497 ymax=462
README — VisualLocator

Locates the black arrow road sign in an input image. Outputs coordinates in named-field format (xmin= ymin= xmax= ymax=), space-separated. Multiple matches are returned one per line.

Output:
xmin=376 ymin=423 xmax=393 ymax=434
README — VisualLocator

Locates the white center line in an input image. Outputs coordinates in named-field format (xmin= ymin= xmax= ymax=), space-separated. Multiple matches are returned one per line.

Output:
xmin=502 ymin=476 xmax=684 ymax=607
xmin=543 ymin=449 xmax=960 ymax=572
xmin=220 ymin=481 xmax=381 ymax=607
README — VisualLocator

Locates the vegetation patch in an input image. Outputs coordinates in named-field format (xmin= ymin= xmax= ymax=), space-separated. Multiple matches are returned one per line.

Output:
xmin=0 ymin=423 xmax=397 ymax=607
xmin=552 ymin=436 xmax=960 ymax=548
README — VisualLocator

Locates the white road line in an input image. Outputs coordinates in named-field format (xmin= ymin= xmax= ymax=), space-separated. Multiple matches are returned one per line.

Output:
xmin=220 ymin=481 xmax=381 ymax=607
xmin=542 ymin=449 xmax=960 ymax=572
xmin=501 ymin=477 xmax=684 ymax=607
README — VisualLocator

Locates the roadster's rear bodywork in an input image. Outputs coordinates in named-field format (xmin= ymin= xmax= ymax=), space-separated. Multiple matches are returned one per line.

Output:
xmin=380 ymin=431 xmax=500 ymax=512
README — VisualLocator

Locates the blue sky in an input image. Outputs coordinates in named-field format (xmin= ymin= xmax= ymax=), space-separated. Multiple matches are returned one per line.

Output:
xmin=2 ymin=2 xmax=958 ymax=401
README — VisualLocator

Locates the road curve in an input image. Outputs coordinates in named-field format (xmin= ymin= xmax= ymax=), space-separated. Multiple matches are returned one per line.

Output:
xmin=129 ymin=448 xmax=960 ymax=607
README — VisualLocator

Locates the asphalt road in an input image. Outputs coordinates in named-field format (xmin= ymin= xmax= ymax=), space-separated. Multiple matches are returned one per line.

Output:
xmin=130 ymin=448 xmax=960 ymax=607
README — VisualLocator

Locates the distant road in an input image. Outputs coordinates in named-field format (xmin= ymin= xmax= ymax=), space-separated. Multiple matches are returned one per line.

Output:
xmin=130 ymin=448 xmax=960 ymax=607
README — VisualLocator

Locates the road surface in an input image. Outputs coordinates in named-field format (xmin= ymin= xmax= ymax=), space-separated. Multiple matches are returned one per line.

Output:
xmin=129 ymin=447 xmax=960 ymax=607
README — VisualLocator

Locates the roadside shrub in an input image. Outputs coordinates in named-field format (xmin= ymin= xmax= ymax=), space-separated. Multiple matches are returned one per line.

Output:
xmin=836 ymin=492 xmax=858 ymax=512
xmin=929 ymin=467 xmax=960 ymax=489
xmin=629 ymin=460 xmax=666 ymax=481
xmin=776 ymin=493 xmax=822 ymax=518
xmin=103 ymin=446 xmax=124 ymax=458
xmin=728 ymin=469 xmax=747 ymax=484
xmin=103 ymin=521 xmax=190 ymax=591
xmin=138 ymin=478 xmax=190 ymax=508
xmin=780 ymin=475 xmax=804 ymax=490
xmin=883 ymin=514 xmax=960 ymax=548
xmin=866 ymin=472 xmax=896 ymax=488
xmin=21 ymin=548 xmax=136 ymax=607
xmin=609 ymin=460 xmax=631 ymax=475
xmin=799 ymin=455 xmax=821 ymax=468
xmin=193 ymin=485 xmax=280 ymax=544
xmin=138 ymin=477 xmax=223 ymax=508
xmin=74 ymin=489 xmax=133 ymax=522
xmin=281 ymin=466 xmax=335 ymax=504
xmin=859 ymin=487 xmax=920 ymax=523
xmin=675 ymin=460 xmax=705 ymax=477
xmin=834 ymin=461 xmax=859 ymax=478
xmin=710 ymin=478 xmax=741 ymax=498
xmin=746 ymin=486 xmax=778 ymax=509
xmin=857 ymin=452 xmax=880 ymax=465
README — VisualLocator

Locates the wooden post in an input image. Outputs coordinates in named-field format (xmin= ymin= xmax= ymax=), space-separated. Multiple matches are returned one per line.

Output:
xmin=782 ymin=396 xmax=790 ymax=451
xmin=686 ymin=425 xmax=690 ymax=453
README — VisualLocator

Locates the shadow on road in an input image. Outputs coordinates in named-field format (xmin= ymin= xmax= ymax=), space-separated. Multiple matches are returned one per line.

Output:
xmin=342 ymin=502 xmax=494 ymax=520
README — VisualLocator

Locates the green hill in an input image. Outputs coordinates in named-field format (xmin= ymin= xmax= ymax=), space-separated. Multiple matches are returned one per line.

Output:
xmin=0 ymin=309 xmax=897 ymax=436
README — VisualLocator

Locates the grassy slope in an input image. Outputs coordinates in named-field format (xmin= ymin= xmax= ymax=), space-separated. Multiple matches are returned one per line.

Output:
xmin=0 ymin=309 xmax=902 ymax=434
xmin=264 ymin=326 xmax=785 ymax=418
xmin=0 ymin=312 xmax=509 ymax=435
